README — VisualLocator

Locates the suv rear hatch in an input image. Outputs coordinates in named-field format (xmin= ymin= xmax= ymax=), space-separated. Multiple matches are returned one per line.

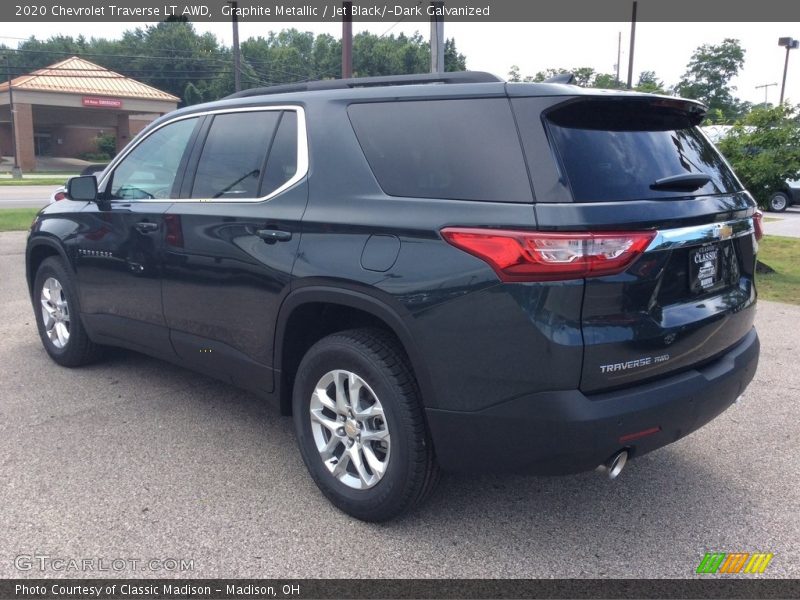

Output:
xmin=514 ymin=95 xmax=758 ymax=393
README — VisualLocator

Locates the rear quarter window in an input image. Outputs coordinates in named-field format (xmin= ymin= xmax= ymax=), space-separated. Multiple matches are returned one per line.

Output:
xmin=348 ymin=99 xmax=532 ymax=203
xmin=514 ymin=97 xmax=742 ymax=203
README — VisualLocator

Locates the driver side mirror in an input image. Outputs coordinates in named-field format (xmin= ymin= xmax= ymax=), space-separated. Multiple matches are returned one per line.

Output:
xmin=66 ymin=175 xmax=98 ymax=201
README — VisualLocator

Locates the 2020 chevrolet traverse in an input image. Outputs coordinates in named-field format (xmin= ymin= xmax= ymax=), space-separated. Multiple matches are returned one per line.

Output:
xmin=26 ymin=71 xmax=761 ymax=521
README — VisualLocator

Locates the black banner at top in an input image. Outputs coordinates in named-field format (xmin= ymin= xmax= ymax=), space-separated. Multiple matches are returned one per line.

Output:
xmin=3 ymin=0 xmax=800 ymax=22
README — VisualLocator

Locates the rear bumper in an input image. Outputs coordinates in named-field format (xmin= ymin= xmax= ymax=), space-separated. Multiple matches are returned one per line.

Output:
xmin=426 ymin=328 xmax=759 ymax=474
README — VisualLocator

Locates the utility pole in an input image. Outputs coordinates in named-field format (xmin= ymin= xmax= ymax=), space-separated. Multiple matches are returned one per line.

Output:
xmin=430 ymin=1 xmax=444 ymax=74
xmin=755 ymin=82 xmax=777 ymax=106
xmin=626 ymin=1 xmax=637 ymax=89
xmin=228 ymin=1 xmax=241 ymax=92
xmin=778 ymin=37 xmax=799 ymax=105
xmin=616 ymin=31 xmax=621 ymax=85
xmin=3 ymin=55 xmax=21 ymax=179
xmin=342 ymin=1 xmax=353 ymax=79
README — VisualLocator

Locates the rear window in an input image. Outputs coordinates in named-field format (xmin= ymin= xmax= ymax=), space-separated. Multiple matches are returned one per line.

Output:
xmin=517 ymin=98 xmax=741 ymax=203
xmin=348 ymin=99 xmax=532 ymax=202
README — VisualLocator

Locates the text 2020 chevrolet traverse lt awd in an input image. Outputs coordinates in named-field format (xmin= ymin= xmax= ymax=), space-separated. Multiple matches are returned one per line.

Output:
xmin=26 ymin=72 xmax=761 ymax=521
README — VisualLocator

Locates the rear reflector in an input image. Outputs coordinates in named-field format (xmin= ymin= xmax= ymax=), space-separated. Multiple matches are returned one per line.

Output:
xmin=441 ymin=228 xmax=656 ymax=282
xmin=619 ymin=426 xmax=661 ymax=444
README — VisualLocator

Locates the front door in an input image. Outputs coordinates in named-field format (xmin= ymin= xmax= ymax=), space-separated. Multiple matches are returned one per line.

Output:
xmin=74 ymin=115 xmax=202 ymax=357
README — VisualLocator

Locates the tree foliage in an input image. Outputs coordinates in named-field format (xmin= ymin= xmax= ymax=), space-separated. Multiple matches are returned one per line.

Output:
xmin=716 ymin=105 xmax=800 ymax=208
xmin=675 ymin=38 xmax=750 ymax=123
xmin=0 ymin=22 xmax=468 ymax=106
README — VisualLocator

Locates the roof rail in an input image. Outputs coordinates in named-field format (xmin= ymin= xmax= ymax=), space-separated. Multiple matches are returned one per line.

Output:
xmin=225 ymin=71 xmax=503 ymax=99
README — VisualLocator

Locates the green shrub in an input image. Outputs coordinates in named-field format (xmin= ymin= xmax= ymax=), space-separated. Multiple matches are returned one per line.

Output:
xmin=717 ymin=105 xmax=800 ymax=208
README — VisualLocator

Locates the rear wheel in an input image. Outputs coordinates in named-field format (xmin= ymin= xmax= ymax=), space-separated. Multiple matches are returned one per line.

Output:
xmin=768 ymin=191 xmax=789 ymax=212
xmin=292 ymin=328 xmax=439 ymax=521
xmin=33 ymin=257 xmax=101 ymax=367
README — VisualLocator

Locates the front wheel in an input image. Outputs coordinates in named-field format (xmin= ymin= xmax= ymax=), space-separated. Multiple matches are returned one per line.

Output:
xmin=768 ymin=191 xmax=789 ymax=212
xmin=292 ymin=328 xmax=439 ymax=521
xmin=33 ymin=257 xmax=101 ymax=367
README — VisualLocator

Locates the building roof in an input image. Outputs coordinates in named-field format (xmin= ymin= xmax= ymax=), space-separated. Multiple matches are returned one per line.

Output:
xmin=0 ymin=56 xmax=180 ymax=102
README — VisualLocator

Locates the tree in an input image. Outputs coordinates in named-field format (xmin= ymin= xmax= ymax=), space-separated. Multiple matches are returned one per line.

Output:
xmin=635 ymin=70 xmax=666 ymax=94
xmin=675 ymin=38 xmax=748 ymax=122
xmin=716 ymin=105 xmax=800 ymax=208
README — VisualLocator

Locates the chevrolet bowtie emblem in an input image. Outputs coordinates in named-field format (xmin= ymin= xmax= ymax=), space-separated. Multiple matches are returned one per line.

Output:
xmin=715 ymin=224 xmax=734 ymax=240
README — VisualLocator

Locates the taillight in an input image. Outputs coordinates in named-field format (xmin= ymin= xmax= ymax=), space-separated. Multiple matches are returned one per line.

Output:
xmin=440 ymin=228 xmax=656 ymax=282
xmin=164 ymin=214 xmax=184 ymax=247
xmin=753 ymin=210 xmax=764 ymax=241
xmin=53 ymin=191 xmax=67 ymax=201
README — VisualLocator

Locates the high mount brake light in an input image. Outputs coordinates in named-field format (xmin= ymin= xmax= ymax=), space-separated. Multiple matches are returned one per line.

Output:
xmin=441 ymin=228 xmax=657 ymax=282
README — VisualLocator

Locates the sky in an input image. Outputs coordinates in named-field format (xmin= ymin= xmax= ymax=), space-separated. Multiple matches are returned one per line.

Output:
xmin=2 ymin=21 xmax=799 ymax=105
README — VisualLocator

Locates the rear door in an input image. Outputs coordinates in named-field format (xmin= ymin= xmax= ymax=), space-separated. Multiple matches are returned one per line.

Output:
xmin=161 ymin=107 xmax=308 ymax=394
xmin=512 ymin=95 xmax=758 ymax=393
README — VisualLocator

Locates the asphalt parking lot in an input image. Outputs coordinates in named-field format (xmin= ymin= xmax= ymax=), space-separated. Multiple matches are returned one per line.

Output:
xmin=0 ymin=229 xmax=798 ymax=579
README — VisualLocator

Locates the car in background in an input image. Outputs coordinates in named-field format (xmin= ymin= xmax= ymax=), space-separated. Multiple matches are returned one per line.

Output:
xmin=49 ymin=164 xmax=107 ymax=203
xmin=767 ymin=180 xmax=800 ymax=212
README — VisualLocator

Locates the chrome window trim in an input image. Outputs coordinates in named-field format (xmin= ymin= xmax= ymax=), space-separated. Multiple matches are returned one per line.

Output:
xmin=645 ymin=217 xmax=754 ymax=252
xmin=98 ymin=105 xmax=308 ymax=204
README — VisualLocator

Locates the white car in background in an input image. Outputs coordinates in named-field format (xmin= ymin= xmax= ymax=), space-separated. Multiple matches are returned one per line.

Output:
xmin=49 ymin=164 xmax=107 ymax=203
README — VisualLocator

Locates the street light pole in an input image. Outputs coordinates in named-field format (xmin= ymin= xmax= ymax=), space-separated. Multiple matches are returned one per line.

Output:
xmin=755 ymin=82 xmax=777 ymax=106
xmin=778 ymin=37 xmax=799 ymax=105
xmin=3 ymin=55 xmax=21 ymax=179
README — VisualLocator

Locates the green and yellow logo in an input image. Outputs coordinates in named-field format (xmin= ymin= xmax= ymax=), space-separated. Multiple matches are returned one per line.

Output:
xmin=696 ymin=552 xmax=774 ymax=574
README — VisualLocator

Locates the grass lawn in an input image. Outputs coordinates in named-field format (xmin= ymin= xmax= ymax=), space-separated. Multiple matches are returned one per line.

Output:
xmin=0 ymin=177 xmax=67 ymax=186
xmin=757 ymin=235 xmax=800 ymax=305
xmin=0 ymin=208 xmax=39 ymax=232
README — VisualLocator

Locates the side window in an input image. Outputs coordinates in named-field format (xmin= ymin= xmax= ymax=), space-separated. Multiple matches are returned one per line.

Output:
xmin=190 ymin=111 xmax=281 ymax=199
xmin=348 ymin=99 xmax=532 ymax=202
xmin=261 ymin=111 xmax=298 ymax=196
xmin=109 ymin=117 xmax=197 ymax=200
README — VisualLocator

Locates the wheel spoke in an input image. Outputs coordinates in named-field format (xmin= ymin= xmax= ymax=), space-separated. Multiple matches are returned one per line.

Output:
xmin=311 ymin=386 xmax=337 ymax=413
xmin=354 ymin=402 xmax=384 ymax=419
xmin=362 ymin=445 xmax=387 ymax=477
xmin=348 ymin=376 xmax=363 ymax=411
xmin=333 ymin=371 xmax=350 ymax=414
xmin=349 ymin=445 xmax=372 ymax=487
xmin=55 ymin=322 xmax=68 ymax=347
xmin=330 ymin=451 xmax=351 ymax=478
xmin=360 ymin=427 xmax=389 ymax=443
xmin=319 ymin=434 xmax=341 ymax=459
xmin=310 ymin=408 xmax=340 ymax=435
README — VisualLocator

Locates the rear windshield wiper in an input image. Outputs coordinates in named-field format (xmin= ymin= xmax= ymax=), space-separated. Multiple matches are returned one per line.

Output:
xmin=650 ymin=173 xmax=711 ymax=192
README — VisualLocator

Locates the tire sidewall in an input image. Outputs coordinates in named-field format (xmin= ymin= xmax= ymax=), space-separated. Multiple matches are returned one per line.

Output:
xmin=769 ymin=193 xmax=788 ymax=212
xmin=293 ymin=338 xmax=413 ymax=512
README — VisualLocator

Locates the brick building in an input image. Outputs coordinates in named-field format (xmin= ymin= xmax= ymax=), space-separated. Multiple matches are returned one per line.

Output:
xmin=0 ymin=56 xmax=179 ymax=171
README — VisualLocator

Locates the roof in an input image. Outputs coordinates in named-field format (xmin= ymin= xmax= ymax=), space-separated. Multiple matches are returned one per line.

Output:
xmin=0 ymin=56 xmax=179 ymax=103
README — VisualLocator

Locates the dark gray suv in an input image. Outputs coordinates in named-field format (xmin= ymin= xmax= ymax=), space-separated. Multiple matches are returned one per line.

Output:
xmin=27 ymin=72 xmax=760 ymax=520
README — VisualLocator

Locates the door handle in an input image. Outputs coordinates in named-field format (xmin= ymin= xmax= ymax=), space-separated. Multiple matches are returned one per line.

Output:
xmin=135 ymin=221 xmax=159 ymax=233
xmin=256 ymin=229 xmax=292 ymax=243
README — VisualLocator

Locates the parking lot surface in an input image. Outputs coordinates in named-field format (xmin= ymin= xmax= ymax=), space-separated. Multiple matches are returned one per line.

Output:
xmin=0 ymin=230 xmax=798 ymax=578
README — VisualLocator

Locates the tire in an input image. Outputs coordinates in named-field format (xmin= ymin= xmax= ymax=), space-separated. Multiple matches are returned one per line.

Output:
xmin=33 ymin=256 xmax=102 ymax=367
xmin=292 ymin=328 xmax=439 ymax=521
xmin=768 ymin=191 xmax=789 ymax=212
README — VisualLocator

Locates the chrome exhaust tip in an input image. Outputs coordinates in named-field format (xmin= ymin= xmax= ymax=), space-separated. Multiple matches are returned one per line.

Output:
xmin=596 ymin=449 xmax=628 ymax=480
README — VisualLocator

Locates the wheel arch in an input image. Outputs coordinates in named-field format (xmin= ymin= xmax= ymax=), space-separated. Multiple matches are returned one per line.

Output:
xmin=26 ymin=237 xmax=73 ymax=298
xmin=274 ymin=286 xmax=434 ymax=416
